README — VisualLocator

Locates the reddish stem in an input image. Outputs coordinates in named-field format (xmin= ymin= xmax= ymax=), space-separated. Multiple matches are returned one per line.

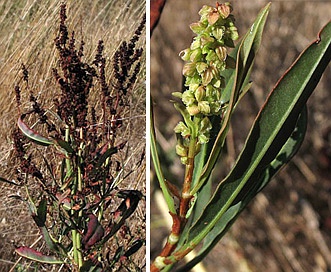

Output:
xmin=150 ymin=0 xmax=167 ymax=36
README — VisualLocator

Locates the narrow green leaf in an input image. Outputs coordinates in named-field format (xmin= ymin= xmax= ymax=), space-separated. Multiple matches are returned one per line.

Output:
xmin=53 ymin=138 xmax=75 ymax=154
xmin=31 ymin=199 xmax=59 ymax=252
xmin=124 ymin=239 xmax=145 ymax=257
xmin=35 ymin=198 xmax=47 ymax=227
xmin=17 ymin=116 xmax=53 ymax=146
xmin=174 ymin=21 xmax=331 ymax=265
xmin=96 ymin=146 xmax=118 ymax=167
xmin=150 ymin=97 xmax=176 ymax=214
xmin=15 ymin=247 xmax=64 ymax=264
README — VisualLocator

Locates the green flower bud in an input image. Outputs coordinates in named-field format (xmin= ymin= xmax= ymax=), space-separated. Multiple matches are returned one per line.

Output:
xmin=196 ymin=62 xmax=208 ymax=74
xmin=180 ymin=156 xmax=188 ymax=165
xmin=198 ymin=133 xmax=209 ymax=144
xmin=205 ymin=84 xmax=214 ymax=96
xmin=217 ymin=2 xmax=232 ymax=19
xmin=190 ymin=22 xmax=206 ymax=34
xmin=183 ymin=63 xmax=196 ymax=77
xmin=201 ymin=67 xmax=213 ymax=85
xmin=176 ymin=143 xmax=188 ymax=157
xmin=179 ymin=48 xmax=191 ymax=61
xmin=215 ymin=46 xmax=227 ymax=62
xmin=229 ymin=26 xmax=239 ymax=40
xmin=190 ymin=48 xmax=202 ymax=62
xmin=190 ymin=39 xmax=201 ymax=51
xmin=212 ymin=79 xmax=221 ymax=88
xmin=194 ymin=86 xmax=205 ymax=102
xmin=182 ymin=90 xmax=195 ymax=106
xmin=174 ymin=121 xmax=190 ymax=137
xmin=200 ymin=116 xmax=212 ymax=133
xmin=172 ymin=92 xmax=183 ymax=99
xmin=187 ymin=104 xmax=200 ymax=115
xmin=205 ymin=50 xmax=217 ymax=62
xmin=212 ymin=27 xmax=224 ymax=40
xmin=185 ymin=74 xmax=201 ymax=86
xmin=200 ymin=33 xmax=215 ymax=47
xmin=188 ymin=83 xmax=199 ymax=92
xmin=198 ymin=101 xmax=210 ymax=115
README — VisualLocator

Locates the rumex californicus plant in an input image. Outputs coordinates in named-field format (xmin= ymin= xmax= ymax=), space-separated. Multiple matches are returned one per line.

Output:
xmin=3 ymin=3 xmax=145 ymax=271
xmin=151 ymin=1 xmax=331 ymax=271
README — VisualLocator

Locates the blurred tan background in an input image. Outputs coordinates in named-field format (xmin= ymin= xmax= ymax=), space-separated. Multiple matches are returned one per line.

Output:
xmin=151 ymin=1 xmax=331 ymax=271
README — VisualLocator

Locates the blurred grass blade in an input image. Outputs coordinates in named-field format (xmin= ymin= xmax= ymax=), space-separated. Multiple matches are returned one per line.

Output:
xmin=178 ymin=106 xmax=308 ymax=271
xmin=15 ymin=247 xmax=64 ymax=264
xmin=150 ymin=97 xmax=176 ymax=214
xmin=18 ymin=116 xmax=53 ymax=146
xmin=0 ymin=176 xmax=20 ymax=186
xmin=191 ymin=3 xmax=271 ymax=195
xmin=174 ymin=21 xmax=331 ymax=265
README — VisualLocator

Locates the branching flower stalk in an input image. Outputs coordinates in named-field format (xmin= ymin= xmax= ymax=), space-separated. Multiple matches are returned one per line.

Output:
xmin=152 ymin=2 xmax=238 ymax=271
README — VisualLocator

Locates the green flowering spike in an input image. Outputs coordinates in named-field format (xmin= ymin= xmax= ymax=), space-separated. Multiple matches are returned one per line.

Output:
xmin=173 ymin=2 xmax=238 ymax=155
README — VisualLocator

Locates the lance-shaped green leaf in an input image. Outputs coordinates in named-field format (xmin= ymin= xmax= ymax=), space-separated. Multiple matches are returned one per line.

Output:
xmin=53 ymin=138 xmax=75 ymax=155
xmin=150 ymin=98 xmax=176 ymax=214
xmin=191 ymin=3 xmax=271 ymax=195
xmin=28 ymin=198 xmax=60 ymax=252
xmin=124 ymin=239 xmax=145 ymax=258
xmin=168 ymin=21 xmax=331 ymax=268
xmin=17 ymin=116 xmax=53 ymax=146
xmin=178 ymin=106 xmax=308 ymax=271
xmin=15 ymin=247 xmax=64 ymax=264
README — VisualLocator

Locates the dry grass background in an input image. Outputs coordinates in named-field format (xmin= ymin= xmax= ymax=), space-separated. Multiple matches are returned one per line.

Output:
xmin=0 ymin=0 xmax=145 ymax=271
xmin=151 ymin=0 xmax=331 ymax=271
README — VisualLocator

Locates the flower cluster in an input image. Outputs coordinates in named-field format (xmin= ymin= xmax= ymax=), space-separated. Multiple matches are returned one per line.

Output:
xmin=173 ymin=2 xmax=238 ymax=162
xmin=175 ymin=2 xmax=238 ymax=116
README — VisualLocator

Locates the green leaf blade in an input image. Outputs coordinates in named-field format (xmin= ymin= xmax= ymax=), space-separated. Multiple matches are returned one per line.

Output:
xmin=15 ymin=247 xmax=64 ymax=264
xmin=174 ymin=20 xmax=331 ymax=265
xmin=178 ymin=106 xmax=308 ymax=271
xmin=17 ymin=116 xmax=53 ymax=146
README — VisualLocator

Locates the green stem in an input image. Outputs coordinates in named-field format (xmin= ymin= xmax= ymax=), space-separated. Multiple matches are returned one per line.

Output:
xmin=65 ymin=125 xmax=83 ymax=268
